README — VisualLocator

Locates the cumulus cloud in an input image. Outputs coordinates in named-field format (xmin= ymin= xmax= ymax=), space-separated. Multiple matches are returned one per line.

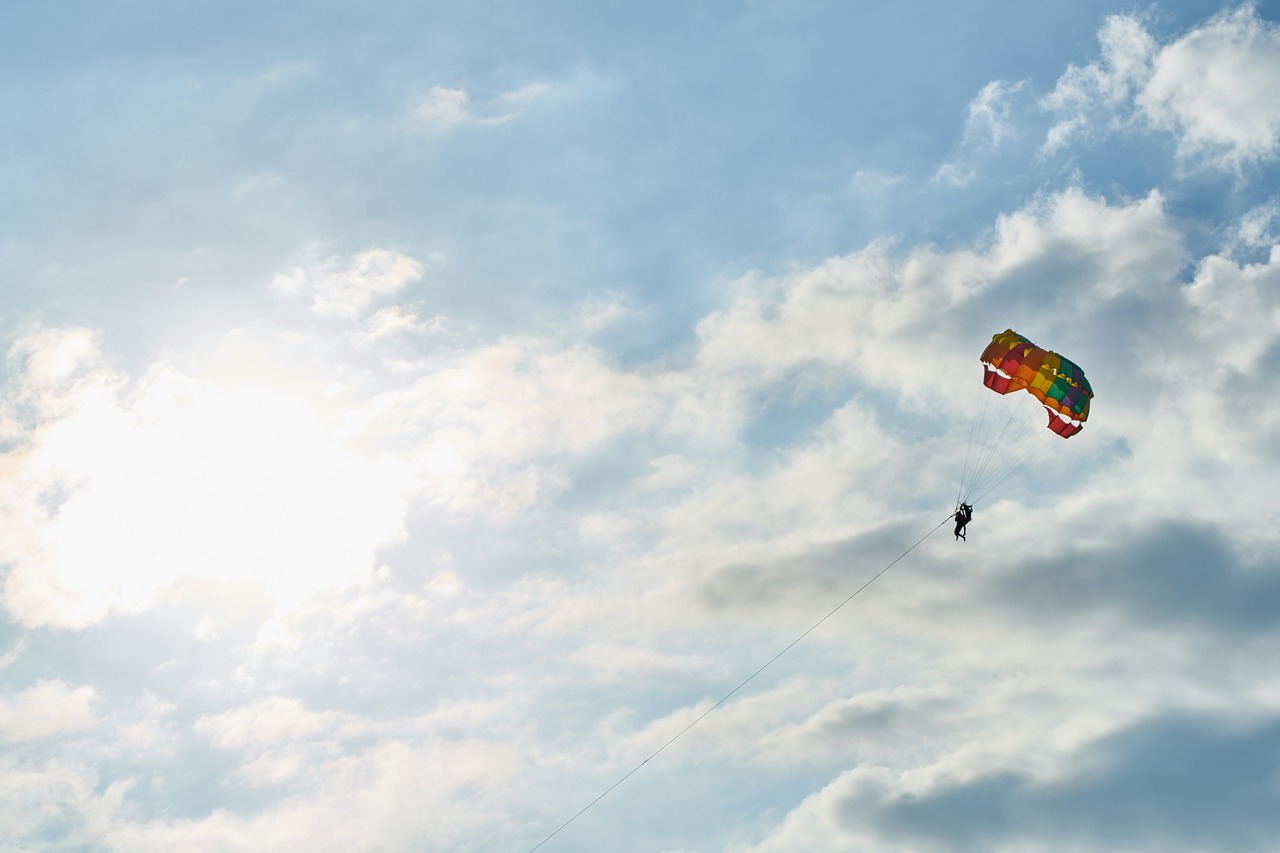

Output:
xmin=992 ymin=523 xmax=1280 ymax=638
xmin=192 ymin=696 xmax=371 ymax=786
xmin=0 ymin=728 xmax=532 ymax=852
xmin=747 ymin=713 xmax=1280 ymax=853
xmin=0 ymin=680 xmax=96 ymax=743
xmin=1043 ymin=7 xmax=1280 ymax=168
xmin=359 ymin=337 xmax=673 ymax=515
xmin=721 ymin=520 xmax=1280 ymax=851
xmin=0 ymin=756 xmax=115 ymax=845
xmin=689 ymin=187 xmax=1179 ymax=409
xmin=625 ymin=179 xmax=1280 ymax=853
xmin=1183 ymin=245 xmax=1280 ymax=375
xmin=90 ymin=737 xmax=526 ymax=852
xmin=485 ymin=181 xmax=1280 ymax=844
xmin=427 ymin=185 xmax=1199 ymax=654
xmin=1139 ymin=6 xmax=1280 ymax=167
xmin=572 ymin=292 xmax=638 ymax=334
xmin=113 ymin=694 xmax=177 ymax=755
xmin=196 ymin=696 xmax=352 ymax=750
xmin=272 ymin=248 xmax=425 ymax=319
xmin=1229 ymin=200 xmax=1280 ymax=253
xmin=1041 ymin=14 xmax=1157 ymax=152
xmin=357 ymin=305 xmax=445 ymax=343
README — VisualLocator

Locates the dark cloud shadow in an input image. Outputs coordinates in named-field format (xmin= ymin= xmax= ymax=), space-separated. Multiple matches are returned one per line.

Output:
xmin=695 ymin=517 xmax=927 ymax=614
xmin=840 ymin=711 xmax=1280 ymax=851
xmin=989 ymin=521 xmax=1280 ymax=635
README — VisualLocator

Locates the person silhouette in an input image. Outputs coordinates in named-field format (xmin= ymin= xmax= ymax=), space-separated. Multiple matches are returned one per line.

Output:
xmin=954 ymin=503 xmax=973 ymax=541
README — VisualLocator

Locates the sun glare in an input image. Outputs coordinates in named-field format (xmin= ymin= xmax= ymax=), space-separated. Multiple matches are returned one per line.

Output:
xmin=4 ymin=354 xmax=409 ymax=627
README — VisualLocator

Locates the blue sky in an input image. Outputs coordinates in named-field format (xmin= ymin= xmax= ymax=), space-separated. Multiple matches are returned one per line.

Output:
xmin=2 ymin=2 xmax=1280 ymax=851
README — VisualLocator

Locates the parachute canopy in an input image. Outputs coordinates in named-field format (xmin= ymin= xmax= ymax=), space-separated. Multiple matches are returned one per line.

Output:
xmin=979 ymin=329 xmax=1093 ymax=438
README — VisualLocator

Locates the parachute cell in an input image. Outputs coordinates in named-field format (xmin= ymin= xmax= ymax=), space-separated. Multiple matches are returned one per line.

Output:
xmin=979 ymin=329 xmax=1093 ymax=438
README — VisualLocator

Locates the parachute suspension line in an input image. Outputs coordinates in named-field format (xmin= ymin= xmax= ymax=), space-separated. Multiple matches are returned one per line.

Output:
xmin=966 ymin=447 xmax=1029 ymax=504
xmin=968 ymin=440 xmax=1056 ymax=508
xmin=957 ymin=388 xmax=994 ymax=507
xmin=973 ymin=398 xmax=1023 ymax=494
xmin=985 ymin=425 xmax=1044 ymax=489
xmin=966 ymin=388 xmax=1006 ymax=501
xmin=959 ymin=397 xmax=1022 ymax=505
xmin=965 ymin=434 xmax=1027 ymax=504
xmin=957 ymin=388 xmax=985 ymax=505
xmin=524 ymin=513 xmax=956 ymax=853
xmin=957 ymin=401 xmax=985 ymax=504
xmin=963 ymin=410 xmax=1040 ymax=503
xmin=962 ymin=408 xmax=1006 ymax=500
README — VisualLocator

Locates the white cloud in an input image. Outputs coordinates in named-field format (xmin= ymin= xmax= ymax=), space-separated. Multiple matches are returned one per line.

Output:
xmin=0 ymin=636 xmax=27 ymax=670
xmin=640 ymin=401 xmax=935 ymax=576
xmin=359 ymin=337 xmax=672 ymax=515
xmin=196 ymin=696 xmax=353 ymax=750
xmin=415 ymin=85 xmax=472 ymax=127
xmin=932 ymin=161 xmax=976 ymax=187
xmin=1139 ymin=6 xmax=1280 ymax=167
xmin=192 ymin=614 xmax=224 ymax=642
xmin=112 ymin=693 xmax=178 ymax=756
xmin=1172 ymin=245 xmax=1280 ymax=474
xmin=849 ymin=169 xmax=904 ymax=192
xmin=933 ymin=80 xmax=1029 ymax=185
xmin=496 ymin=81 xmax=552 ymax=109
xmin=95 ymin=737 xmax=525 ymax=852
xmin=1042 ymin=7 xmax=1280 ymax=168
xmin=1184 ymin=246 xmax=1280 ymax=372
xmin=0 ymin=680 xmax=96 ymax=743
xmin=0 ymin=720 xmax=532 ymax=850
xmin=414 ymin=82 xmax=552 ymax=129
xmin=357 ymin=305 xmax=445 ymax=343
xmin=571 ymin=643 xmax=718 ymax=684
xmin=965 ymin=80 xmax=1027 ymax=148
xmin=986 ymin=187 xmax=1183 ymax=295
xmin=1041 ymin=14 xmax=1158 ymax=153
xmin=272 ymin=248 xmax=425 ymax=318
xmin=573 ymin=292 xmax=636 ymax=333
xmin=426 ymin=569 xmax=462 ymax=597
xmin=1231 ymin=199 xmax=1280 ymax=251
xmin=0 ymin=756 xmax=114 ymax=845
xmin=687 ymin=187 xmax=1179 ymax=410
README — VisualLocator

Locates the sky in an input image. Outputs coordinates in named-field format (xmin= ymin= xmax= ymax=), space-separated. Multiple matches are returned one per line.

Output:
xmin=2 ymin=1 xmax=1280 ymax=851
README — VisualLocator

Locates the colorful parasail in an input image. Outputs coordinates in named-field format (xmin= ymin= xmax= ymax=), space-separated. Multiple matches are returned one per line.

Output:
xmin=979 ymin=329 xmax=1093 ymax=438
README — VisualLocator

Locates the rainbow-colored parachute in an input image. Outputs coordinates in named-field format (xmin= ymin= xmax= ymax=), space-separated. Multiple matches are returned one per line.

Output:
xmin=979 ymin=329 xmax=1093 ymax=438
